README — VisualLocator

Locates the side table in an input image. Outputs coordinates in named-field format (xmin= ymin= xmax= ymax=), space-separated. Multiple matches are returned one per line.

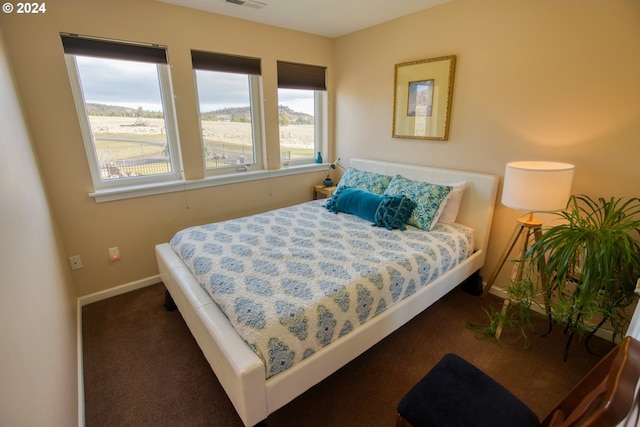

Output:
xmin=313 ymin=185 xmax=337 ymax=200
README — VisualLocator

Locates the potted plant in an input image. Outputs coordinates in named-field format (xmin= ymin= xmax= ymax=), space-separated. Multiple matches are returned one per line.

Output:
xmin=471 ymin=195 xmax=640 ymax=359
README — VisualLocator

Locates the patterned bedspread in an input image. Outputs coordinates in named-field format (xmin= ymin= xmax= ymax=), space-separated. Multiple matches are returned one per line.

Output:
xmin=170 ymin=200 xmax=475 ymax=378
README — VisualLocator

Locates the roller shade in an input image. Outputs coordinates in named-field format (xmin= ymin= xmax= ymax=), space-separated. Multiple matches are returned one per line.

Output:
xmin=61 ymin=34 xmax=167 ymax=64
xmin=277 ymin=61 xmax=326 ymax=90
xmin=191 ymin=50 xmax=261 ymax=75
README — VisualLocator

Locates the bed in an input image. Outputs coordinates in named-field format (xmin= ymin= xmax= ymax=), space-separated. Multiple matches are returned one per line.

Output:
xmin=155 ymin=158 xmax=498 ymax=426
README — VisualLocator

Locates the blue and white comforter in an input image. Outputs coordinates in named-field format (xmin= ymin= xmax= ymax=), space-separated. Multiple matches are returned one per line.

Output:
xmin=170 ymin=200 xmax=474 ymax=378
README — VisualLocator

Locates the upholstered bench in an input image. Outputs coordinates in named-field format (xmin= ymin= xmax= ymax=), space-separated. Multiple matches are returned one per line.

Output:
xmin=396 ymin=353 xmax=539 ymax=427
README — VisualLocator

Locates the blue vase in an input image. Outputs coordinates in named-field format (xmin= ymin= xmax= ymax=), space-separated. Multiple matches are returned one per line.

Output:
xmin=315 ymin=152 xmax=323 ymax=164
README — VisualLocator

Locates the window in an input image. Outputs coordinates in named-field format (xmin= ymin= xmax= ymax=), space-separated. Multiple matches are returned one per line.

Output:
xmin=277 ymin=61 xmax=327 ymax=165
xmin=192 ymin=50 xmax=264 ymax=174
xmin=61 ymin=34 xmax=182 ymax=190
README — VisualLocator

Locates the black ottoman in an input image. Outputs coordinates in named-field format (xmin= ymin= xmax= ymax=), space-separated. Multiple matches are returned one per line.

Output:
xmin=396 ymin=354 xmax=539 ymax=427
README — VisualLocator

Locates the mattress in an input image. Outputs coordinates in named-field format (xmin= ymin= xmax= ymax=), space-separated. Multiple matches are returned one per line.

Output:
xmin=169 ymin=199 xmax=475 ymax=378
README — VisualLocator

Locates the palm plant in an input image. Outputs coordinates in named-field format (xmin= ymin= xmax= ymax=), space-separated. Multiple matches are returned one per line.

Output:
xmin=471 ymin=195 xmax=640 ymax=359
xmin=529 ymin=195 xmax=640 ymax=354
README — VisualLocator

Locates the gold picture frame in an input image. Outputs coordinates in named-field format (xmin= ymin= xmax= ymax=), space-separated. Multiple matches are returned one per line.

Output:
xmin=392 ymin=55 xmax=456 ymax=140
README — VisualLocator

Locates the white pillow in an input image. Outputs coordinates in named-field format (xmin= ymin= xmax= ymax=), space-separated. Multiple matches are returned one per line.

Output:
xmin=438 ymin=181 xmax=467 ymax=224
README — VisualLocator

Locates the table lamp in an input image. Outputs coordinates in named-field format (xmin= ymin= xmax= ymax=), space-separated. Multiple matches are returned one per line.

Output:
xmin=482 ymin=161 xmax=575 ymax=296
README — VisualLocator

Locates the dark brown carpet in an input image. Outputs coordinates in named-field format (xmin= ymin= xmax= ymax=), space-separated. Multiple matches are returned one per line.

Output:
xmin=82 ymin=283 xmax=614 ymax=427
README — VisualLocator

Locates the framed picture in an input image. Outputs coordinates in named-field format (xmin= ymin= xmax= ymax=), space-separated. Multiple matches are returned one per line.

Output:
xmin=393 ymin=55 xmax=456 ymax=140
xmin=407 ymin=79 xmax=434 ymax=117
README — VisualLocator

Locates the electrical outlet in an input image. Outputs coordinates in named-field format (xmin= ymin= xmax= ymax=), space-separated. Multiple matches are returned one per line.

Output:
xmin=69 ymin=255 xmax=83 ymax=270
xmin=109 ymin=247 xmax=120 ymax=261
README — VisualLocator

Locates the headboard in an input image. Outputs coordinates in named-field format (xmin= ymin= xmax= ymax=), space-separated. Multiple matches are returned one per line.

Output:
xmin=350 ymin=159 xmax=498 ymax=259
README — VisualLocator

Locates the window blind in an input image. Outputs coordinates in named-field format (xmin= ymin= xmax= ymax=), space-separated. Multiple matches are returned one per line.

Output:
xmin=60 ymin=34 xmax=167 ymax=64
xmin=191 ymin=50 xmax=261 ymax=75
xmin=277 ymin=61 xmax=327 ymax=91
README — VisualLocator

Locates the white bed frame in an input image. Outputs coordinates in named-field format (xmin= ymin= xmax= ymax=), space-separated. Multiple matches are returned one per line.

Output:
xmin=155 ymin=159 xmax=498 ymax=426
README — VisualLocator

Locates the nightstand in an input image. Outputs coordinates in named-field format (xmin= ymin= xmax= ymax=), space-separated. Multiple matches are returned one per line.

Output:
xmin=313 ymin=184 xmax=337 ymax=200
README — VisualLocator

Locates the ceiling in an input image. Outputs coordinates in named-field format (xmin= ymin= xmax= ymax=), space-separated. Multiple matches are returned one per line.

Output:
xmin=156 ymin=0 xmax=451 ymax=38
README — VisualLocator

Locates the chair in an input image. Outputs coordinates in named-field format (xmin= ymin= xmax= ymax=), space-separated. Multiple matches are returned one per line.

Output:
xmin=396 ymin=337 xmax=640 ymax=427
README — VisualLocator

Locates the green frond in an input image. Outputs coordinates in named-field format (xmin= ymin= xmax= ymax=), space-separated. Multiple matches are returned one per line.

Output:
xmin=474 ymin=194 xmax=640 ymax=354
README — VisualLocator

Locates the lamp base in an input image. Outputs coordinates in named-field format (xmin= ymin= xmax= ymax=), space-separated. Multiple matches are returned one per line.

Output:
xmin=517 ymin=212 xmax=543 ymax=228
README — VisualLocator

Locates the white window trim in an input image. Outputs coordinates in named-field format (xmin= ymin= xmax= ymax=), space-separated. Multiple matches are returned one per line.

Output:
xmin=64 ymin=55 xmax=183 ymax=190
xmin=316 ymin=90 xmax=328 ymax=160
xmin=280 ymin=89 xmax=327 ymax=167
xmin=89 ymin=163 xmax=328 ymax=203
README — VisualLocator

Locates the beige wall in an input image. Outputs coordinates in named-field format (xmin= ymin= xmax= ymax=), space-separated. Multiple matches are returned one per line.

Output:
xmin=0 ymin=32 xmax=78 ymax=427
xmin=0 ymin=0 xmax=334 ymax=296
xmin=334 ymin=0 xmax=640 ymax=286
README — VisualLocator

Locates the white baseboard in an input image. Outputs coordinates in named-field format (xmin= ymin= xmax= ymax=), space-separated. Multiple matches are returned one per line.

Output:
xmin=77 ymin=299 xmax=85 ymax=427
xmin=77 ymin=275 xmax=162 ymax=426
xmin=487 ymin=285 xmax=616 ymax=342
xmin=78 ymin=275 xmax=162 ymax=307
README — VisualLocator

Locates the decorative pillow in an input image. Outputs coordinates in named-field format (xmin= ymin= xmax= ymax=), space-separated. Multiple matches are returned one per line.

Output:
xmin=374 ymin=193 xmax=416 ymax=231
xmin=325 ymin=186 xmax=380 ymax=222
xmin=325 ymin=187 xmax=415 ymax=231
xmin=384 ymin=175 xmax=451 ymax=231
xmin=438 ymin=181 xmax=467 ymax=224
xmin=335 ymin=167 xmax=392 ymax=195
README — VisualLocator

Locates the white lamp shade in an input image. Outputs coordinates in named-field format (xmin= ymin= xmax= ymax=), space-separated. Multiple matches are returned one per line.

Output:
xmin=502 ymin=161 xmax=575 ymax=212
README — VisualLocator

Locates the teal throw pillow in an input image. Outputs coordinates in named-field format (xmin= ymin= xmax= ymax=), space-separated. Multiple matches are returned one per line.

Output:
xmin=374 ymin=193 xmax=416 ymax=231
xmin=325 ymin=186 xmax=415 ymax=231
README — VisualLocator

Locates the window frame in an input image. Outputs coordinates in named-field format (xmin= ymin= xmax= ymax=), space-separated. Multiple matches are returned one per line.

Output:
xmin=62 ymin=35 xmax=183 ymax=191
xmin=315 ymin=89 xmax=327 ymax=161
xmin=191 ymin=50 xmax=265 ymax=176
xmin=277 ymin=61 xmax=327 ymax=166
xmin=60 ymin=37 xmax=331 ymax=202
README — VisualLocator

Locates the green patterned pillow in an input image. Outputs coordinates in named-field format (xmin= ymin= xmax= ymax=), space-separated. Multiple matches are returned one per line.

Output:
xmin=336 ymin=167 xmax=392 ymax=195
xmin=384 ymin=175 xmax=451 ymax=231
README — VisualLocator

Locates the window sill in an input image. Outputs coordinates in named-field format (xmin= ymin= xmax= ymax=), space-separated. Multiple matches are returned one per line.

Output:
xmin=89 ymin=163 xmax=329 ymax=203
